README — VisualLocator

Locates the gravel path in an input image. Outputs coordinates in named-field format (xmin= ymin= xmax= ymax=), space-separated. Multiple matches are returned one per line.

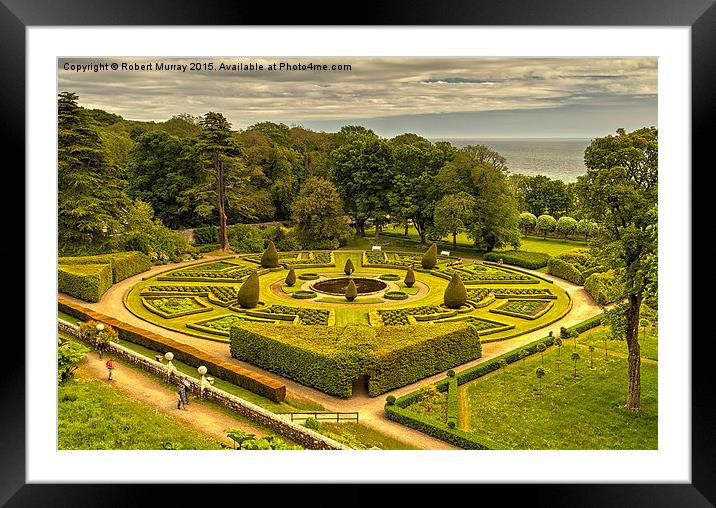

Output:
xmin=63 ymin=255 xmax=602 ymax=450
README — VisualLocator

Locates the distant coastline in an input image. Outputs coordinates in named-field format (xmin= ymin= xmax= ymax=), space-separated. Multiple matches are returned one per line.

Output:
xmin=431 ymin=137 xmax=590 ymax=182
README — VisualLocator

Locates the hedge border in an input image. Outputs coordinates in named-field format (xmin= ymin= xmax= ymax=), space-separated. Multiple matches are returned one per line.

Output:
xmin=57 ymin=296 xmax=286 ymax=401
xmin=489 ymin=299 xmax=556 ymax=321
xmin=140 ymin=296 xmax=213 ymax=319
xmin=58 ymin=263 xmax=113 ymax=303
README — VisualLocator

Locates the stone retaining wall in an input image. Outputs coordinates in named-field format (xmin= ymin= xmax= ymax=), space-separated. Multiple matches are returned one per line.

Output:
xmin=60 ymin=320 xmax=348 ymax=450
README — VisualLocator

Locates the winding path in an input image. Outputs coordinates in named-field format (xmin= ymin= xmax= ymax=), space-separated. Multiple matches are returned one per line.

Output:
xmin=62 ymin=254 xmax=602 ymax=450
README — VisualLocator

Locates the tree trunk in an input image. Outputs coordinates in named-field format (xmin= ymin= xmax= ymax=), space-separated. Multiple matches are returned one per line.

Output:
xmin=625 ymin=292 xmax=642 ymax=411
xmin=404 ymin=220 xmax=409 ymax=236
xmin=216 ymin=156 xmax=229 ymax=251
xmin=453 ymin=231 xmax=457 ymax=246
xmin=374 ymin=223 xmax=380 ymax=240
xmin=414 ymin=220 xmax=426 ymax=244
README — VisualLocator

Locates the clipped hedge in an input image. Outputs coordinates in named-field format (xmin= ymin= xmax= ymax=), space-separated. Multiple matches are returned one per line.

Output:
xmin=447 ymin=376 xmax=459 ymax=428
xmin=484 ymin=250 xmax=551 ymax=270
xmin=58 ymin=263 xmax=113 ymax=302
xmin=230 ymin=323 xmax=368 ymax=398
xmin=547 ymin=257 xmax=584 ymax=285
xmin=365 ymin=324 xmax=482 ymax=396
xmin=383 ymin=291 xmax=408 ymax=300
xmin=57 ymin=297 xmax=286 ymax=401
xmin=193 ymin=225 xmax=219 ymax=245
xmin=584 ymin=270 xmax=622 ymax=305
xmin=58 ymin=251 xmax=151 ymax=283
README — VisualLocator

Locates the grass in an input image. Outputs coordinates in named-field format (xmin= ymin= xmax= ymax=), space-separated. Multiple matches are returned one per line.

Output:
xmin=58 ymin=376 xmax=225 ymax=450
xmin=461 ymin=340 xmax=657 ymax=449
xmin=59 ymin=310 xmax=81 ymax=325
xmin=496 ymin=235 xmax=590 ymax=257
xmin=318 ymin=423 xmax=421 ymax=450
xmin=578 ymin=325 xmax=658 ymax=361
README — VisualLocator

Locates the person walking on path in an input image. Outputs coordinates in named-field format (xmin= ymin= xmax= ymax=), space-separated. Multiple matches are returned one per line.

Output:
xmin=177 ymin=383 xmax=187 ymax=410
xmin=181 ymin=378 xmax=191 ymax=407
xmin=105 ymin=358 xmax=116 ymax=381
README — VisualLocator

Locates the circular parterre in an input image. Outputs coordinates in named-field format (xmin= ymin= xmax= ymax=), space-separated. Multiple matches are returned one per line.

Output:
xmin=124 ymin=249 xmax=573 ymax=398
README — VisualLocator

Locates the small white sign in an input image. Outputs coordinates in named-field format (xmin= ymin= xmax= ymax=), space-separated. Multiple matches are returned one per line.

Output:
xmin=440 ymin=250 xmax=450 ymax=256
xmin=372 ymin=246 xmax=382 ymax=251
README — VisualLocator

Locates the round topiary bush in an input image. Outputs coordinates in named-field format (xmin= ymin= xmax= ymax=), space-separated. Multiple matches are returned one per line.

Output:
xmin=345 ymin=279 xmax=358 ymax=301
xmin=447 ymin=369 xmax=455 ymax=378
xmin=260 ymin=241 xmax=280 ymax=268
xmin=379 ymin=273 xmax=401 ymax=281
xmin=386 ymin=395 xmax=396 ymax=406
xmin=285 ymin=268 xmax=297 ymax=287
xmin=383 ymin=291 xmax=408 ymax=300
xmin=404 ymin=265 xmax=416 ymax=287
xmin=421 ymin=243 xmax=438 ymax=269
xmin=298 ymin=272 xmax=320 ymax=280
xmin=447 ymin=421 xmax=456 ymax=429
xmin=236 ymin=271 xmax=260 ymax=308
xmin=344 ymin=258 xmax=355 ymax=275
xmin=292 ymin=290 xmax=317 ymax=299
xmin=444 ymin=273 xmax=467 ymax=308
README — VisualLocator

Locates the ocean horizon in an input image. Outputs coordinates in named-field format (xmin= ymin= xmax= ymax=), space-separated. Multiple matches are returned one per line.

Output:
xmin=432 ymin=137 xmax=591 ymax=183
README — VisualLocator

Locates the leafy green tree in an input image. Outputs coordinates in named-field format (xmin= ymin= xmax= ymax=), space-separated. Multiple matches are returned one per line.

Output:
xmin=522 ymin=175 xmax=573 ymax=217
xmin=536 ymin=214 xmax=557 ymax=239
xmin=571 ymin=351 xmax=581 ymax=377
xmin=536 ymin=343 xmax=546 ymax=364
xmin=578 ymin=127 xmax=658 ymax=411
xmin=437 ymin=145 xmax=520 ymax=251
xmin=432 ymin=192 xmax=476 ymax=246
xmin=58 ymin=337 xmax=89 ymax=383
xmin=291 ymin=177 xmax=353 ymax=249
xmin=535 ymin=367 xmax=546 ymax=393
xmin=196 ymin=112 xmax=248 ymax=251
xmin=119 ymin=199 xmax=191 ymax=262
xmin=577 ymin=219 xmax=598 ymax=241
xmin=519 ymin=212 xmax=537 ymax=233
xmin=556 ymin=216 xmax=578 ymax=239
xmin=58 ymin=92 xmax=131 ymax=255
xmin=125 ymin=130 xmax=205 ymax=228
xmin=328 ymin=134 xmax=394 ymax=238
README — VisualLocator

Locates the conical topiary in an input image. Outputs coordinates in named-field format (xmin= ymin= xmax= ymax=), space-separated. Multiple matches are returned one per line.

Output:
xmin=404 ymin=265 xmax=416 ymax=288
xmin=285 ymin=268 xmax=297 ymax=287
xmin=444 ymin=273 xmax=467 ymax=308
xmin=345 ymin=279 xmax=358 ymax=301
xmin=344 ymin=258 xmax=355 ymax=275
xmin=260 ymin=241 xmax=280 ymax=268
xmin=421 ymin=243 xmax=438 ymax=269
xmin=237 ymin=271 xmax=260 ymax=308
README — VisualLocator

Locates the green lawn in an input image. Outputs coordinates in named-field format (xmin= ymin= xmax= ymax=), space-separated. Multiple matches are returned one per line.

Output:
xmin=578 ymin=325 xmax=658 ymax=361
xmin=312 ymin=422 xmax=421 ymax=450
xmin=462 ymin=342 xmax=657 ymax=449
xmin=496 ymin=235 xmax=590 ymax=257
xmin=58 ymin=376 xmax=225 ymax=450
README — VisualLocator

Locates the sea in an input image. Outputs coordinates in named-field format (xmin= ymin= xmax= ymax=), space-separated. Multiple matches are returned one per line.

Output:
xmin=432 ymin=138 xmax=591 ymax=183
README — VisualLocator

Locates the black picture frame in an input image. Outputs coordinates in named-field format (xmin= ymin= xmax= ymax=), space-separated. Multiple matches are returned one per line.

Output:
xmin=7 ymin=1 xmax=710 ymax=505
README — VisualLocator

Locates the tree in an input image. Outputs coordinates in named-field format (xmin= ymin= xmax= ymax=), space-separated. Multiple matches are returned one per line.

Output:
xmin=345 ymin=279 xmax=358 ymax=301
xmin=404 ymin=265 xmax=416 ymax=288
xmin=571 ymin=351 xmax=581 ymax=377
xmin=556 ymin=216 xmax=578 ymax=239
xmin=197 ymin=112 xmax=248 ymax=251
xmin=432 ymin=192 xmax=476 ymax=246
xmin=344 ymin=258 xmax=355 ymax=275
xmin=536 ymin=343 xmax=546 ymax=365
xmin=237 ymin=271 xmax=260 ymax=308
xmin=535 ymin=367 xmax=546 ymax=393
xmin=444 ymin=273 xmax=467 ymax=308
xmin=577 ymin=219 xmax=598 ymax=241
xmin=578 ymin=127 xmax=658 ymax=411
xmin=291 ymin=177 xmax=353 ymax=249
xmin=519 ymin=212 xmax=537 ymax=233
xmin=261 ymin=241 xmax=280 ymax=268
xmin=58 ymin=337 xmax=89 ymax=383
xmin=437 ymin=145 xmax=520 ymax=251
xmin=536 ymin=214 xmax=557 ymax=239
xmin=58 ymin=92 xmax=131 ymax=255
xmin=421 ymin=243 xmax=438 ymax=269
xmin=328 ymin=134 xmax=394 ymax=238
xmin=522 ymin=175 xmax=573 ymax=217
xmin=285 ymin=268 xmax=297 ymax=287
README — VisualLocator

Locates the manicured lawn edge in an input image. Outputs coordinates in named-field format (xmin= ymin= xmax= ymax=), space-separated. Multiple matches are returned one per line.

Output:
xmin=141 ymin=296 xmax=213 ymax=319
xmin=384 ymin=312 xmax=604 ymax=449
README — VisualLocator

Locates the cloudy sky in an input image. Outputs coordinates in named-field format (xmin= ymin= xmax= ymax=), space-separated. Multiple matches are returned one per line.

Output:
xmin=58 ymin=57 xmax=657 ymax=138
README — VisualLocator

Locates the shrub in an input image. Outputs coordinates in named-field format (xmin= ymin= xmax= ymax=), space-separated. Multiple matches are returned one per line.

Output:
xmin=519 ymin=212 xmax=537 ymax=232
xmin=386 ymin=395 xmax=396 ymax=406
xmin=484 ymin=250 xmax=551 ymax=269
xmin=194 ymin=225 xmax=218 ymax=245
xmin=303 ymin=416 xmax=321 ymax=430
xmin=547 ymin=257 xmax=584 ymax=285
xmin=236 ymin=271 xmax=260 ymax=308
xmin=345 ymin=279 xmax=358 ymax=301
xmin=444 ymin=273 xmax=467 ymax=308
xmin=292 ymin=290 xmax=317 ymax=300
xmin=556 ymin=216 xmax=578 ymax=238
xmin=383 ymin=291 xmax=408 ymax=300
xmin=285 ymin=268 xmax=297 ymax=287
xmin=58 ymin=263 xmax=113 ymax=302
xmin=536 ymin=214 xmax=557 ymax=238
xmin=344 ymin=258 xmax=355 ymax=275
xmin=58 ymin=251 xmax=151 ymax=283
xmin=379 ymin=273 xmax=401 ymax=281
xmin=447 ymin=369 xmax=456 ymax=377
xmin=404 ymin=265 xmax=416 ymax=287
xmin=260 ymin=241 xmax=280 ymax=268
xmin=298 ymin=273 xmax=320 ymax=280
xmin=584 ymin=270 xmax=623 ymax=305
xmin=447 ymin=376 xmax=459 ymax=428
xmin=421 ymin=243 xmax=438 ymax=269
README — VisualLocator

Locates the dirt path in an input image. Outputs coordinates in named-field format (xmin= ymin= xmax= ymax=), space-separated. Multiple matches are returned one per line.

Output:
xmin=63 ymin=257 xmax=602 ymax=450
xmin=74 ymin=351 xmax=270 ymax=448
